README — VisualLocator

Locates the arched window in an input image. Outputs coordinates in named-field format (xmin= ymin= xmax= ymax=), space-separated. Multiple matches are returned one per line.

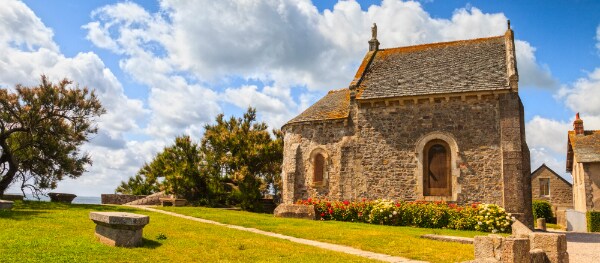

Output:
xmin=313 ymin=153 xmax=325 ymax=183
xmin=423 ymin=139 xmax=451 ymax=196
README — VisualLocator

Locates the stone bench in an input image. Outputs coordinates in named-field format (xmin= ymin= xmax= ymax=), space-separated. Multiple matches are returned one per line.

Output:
xmin=89 ymin=212 xmax=149 ymax=247
xmin=48 ymin=192 xmax=77 ymax=204
xmin=159 ymin=197 xmax=187 ymax=207
xmin=0 ymin=200 xmax=13 ymax=210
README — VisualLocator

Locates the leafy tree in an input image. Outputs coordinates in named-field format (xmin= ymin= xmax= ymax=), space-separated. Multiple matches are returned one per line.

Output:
xmin=115 ymin=172 xmax=159 ymax=195
xmin=0 ymin=76 xmax=104 ymax=196
xmin=117 ymin=136 xmax=209 ymax=201
xmin=201 ymin=108 xmax=283 ymax=210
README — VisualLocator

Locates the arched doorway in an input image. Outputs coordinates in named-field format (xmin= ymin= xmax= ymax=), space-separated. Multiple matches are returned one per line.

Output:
xmin=423 ymin=139 xmax=451 ymax=196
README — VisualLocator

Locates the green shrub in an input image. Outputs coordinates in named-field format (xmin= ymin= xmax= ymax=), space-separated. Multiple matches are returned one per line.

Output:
xmin=587 ymin=211 xmax=600 ymax=232
xmin=532 ymin=200 xmax=553 ymax=220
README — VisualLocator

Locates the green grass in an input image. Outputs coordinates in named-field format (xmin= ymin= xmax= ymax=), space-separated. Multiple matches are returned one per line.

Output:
xmin=546 ymin=223 xmax=562 ymax=230
xmin=0 ymin=201 xmax=375 ymax=263
xmin=158 ymin=206 xmax=482 ymax=263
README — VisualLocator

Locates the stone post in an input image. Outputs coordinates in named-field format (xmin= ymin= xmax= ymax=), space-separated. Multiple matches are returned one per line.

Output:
xmin=90 ymin=212 xmax=149 ymax=247
xmin=536 ymin=218 xmax=547 ymax=231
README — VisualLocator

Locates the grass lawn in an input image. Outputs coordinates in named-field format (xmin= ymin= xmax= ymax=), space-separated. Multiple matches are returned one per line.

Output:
xmin=158 ymin=206 xmax=484 ymax=263
xmin=0 ymin=201 xmax=375 ymax=263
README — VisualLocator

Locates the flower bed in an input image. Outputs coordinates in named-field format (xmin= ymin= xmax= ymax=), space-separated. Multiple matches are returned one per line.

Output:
xmin=296 ymin=199 xmax=512 ymax=233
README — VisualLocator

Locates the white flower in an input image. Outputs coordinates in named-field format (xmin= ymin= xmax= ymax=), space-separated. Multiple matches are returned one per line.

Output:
xmin=492 ymin=229 xmax=498 ymax=233
xmin=389 ymin=214 xmax=393 ymax=218
xmin=380 ymin=209 xmax=383 ymax=213
xmin=392 ymin=211 xmax=397 ymax=215
xmin=478 ymin=222 xmax=483 ymax=225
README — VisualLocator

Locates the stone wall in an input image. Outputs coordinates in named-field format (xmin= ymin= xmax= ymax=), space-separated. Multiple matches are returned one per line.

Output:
xmin=101 ymin=194 xmax=147 ymax=205
xmin=531 ymin=166 xmax=573 ymax=212
xmin=282 ymin=92 xmax=532 ymax=224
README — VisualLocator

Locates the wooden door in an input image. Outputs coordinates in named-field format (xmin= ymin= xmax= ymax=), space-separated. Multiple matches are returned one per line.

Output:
xmin=424 ymin=140 xmax=451 ymax=196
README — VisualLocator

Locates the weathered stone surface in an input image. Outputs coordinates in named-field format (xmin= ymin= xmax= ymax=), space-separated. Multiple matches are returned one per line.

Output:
xmin=531 ymin=165 xmax=573 ymax=213
xmin=530 ymin=249 xmax=547 ymax=263
xmin=529 ymin=232 xmax=568 ymax=263
xmin=0 ymin=200 xmax=13 ymax=210
xmin=474 ymin=235 xmax=503 ymax=261
xmin=101 ymin=194 xmax=148 ymax=205
xmin=89 ymin=212 xmax=149 ymax=247
xmin=48 ymin=192 xmax=77 ymax=203
xmin=421 ymin=234 xmax=473 ymax=244
xmin=273 ymin=204 xmax=316 ymax=220
xmin=159 ymin=198 xmax=187 ymax=207
xmin=536 ymin=218 xmax=547 ymax=231
xmin=501 ymin=238 xmax=530 ymax=263
xmin=124 ymin=191 xmax=167 ymax=206
xmin=512 ymin=219 xmax=533 ymax=238
xmin=0 ymin=194 xmax=24 ymax=201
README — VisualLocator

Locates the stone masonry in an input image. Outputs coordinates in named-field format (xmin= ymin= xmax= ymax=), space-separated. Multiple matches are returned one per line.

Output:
xmin=90 ymin=212 xmax=149 ymax=247
xmin=531 ymin=164 xmax=573 ymax=213
xmin=279 ymin=23 xmax=533 ymax=226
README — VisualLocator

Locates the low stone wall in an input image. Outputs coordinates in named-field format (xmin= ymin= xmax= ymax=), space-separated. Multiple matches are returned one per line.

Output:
xmin=101 ymin=194 xmax=147 ymax=205
xmin=1 ymin=194 xmax=24 ymax=201
xmin=468 ymin=220 xmax=568 ymax=263
xmin=124 ymin=192 xmax=166 ymax=206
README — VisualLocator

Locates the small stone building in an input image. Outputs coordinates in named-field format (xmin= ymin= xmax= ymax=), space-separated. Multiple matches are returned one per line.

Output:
xmin=567 ymin=113 xmax=600 ymax=212
xmin=280 ymin=23 xmax=533 ymax=225
xmin=531 ymin=164 xmax=573 ymax=213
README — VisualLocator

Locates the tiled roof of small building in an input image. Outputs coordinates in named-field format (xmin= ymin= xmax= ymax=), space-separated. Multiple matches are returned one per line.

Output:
xmin=285 ymin=88 xmax=350 ymax=125
xmin=357 ymin=36 xmax=510 ymax=99
xmin=531 ymin=164 xmax=572 ymax=187
xmin=568 ymin=130 xmax=600 ymax=163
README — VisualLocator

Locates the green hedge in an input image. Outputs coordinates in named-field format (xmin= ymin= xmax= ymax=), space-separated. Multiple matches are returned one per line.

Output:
xmin=532 ymin=200 xmax=553 ymax=220
xmin=587 ymin=211 xmax=600 ymax=232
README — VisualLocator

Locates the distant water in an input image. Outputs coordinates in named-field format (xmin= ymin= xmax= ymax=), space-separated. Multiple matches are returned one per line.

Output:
xmin=15 ymin=194 xmax=102 ymax=205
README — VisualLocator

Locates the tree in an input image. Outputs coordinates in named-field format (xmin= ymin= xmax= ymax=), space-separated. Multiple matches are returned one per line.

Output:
xmin=201 ymin=107 xmax=283 ymax=210
xmin=117 ymin=136 xmax=209 ymax=201
xmin=0 ymin=76 xmax=104 ymax=196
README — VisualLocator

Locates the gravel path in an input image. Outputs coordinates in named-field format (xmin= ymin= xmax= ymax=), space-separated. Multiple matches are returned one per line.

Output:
xmin=563 ymin=231 xmax=600 ymax=263
xmin=128 ymin=205 xmax=426 ymax=263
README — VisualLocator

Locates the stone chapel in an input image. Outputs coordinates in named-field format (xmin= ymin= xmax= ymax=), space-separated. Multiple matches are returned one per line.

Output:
xmin=279 ymin=22 xmax=533 ymax=225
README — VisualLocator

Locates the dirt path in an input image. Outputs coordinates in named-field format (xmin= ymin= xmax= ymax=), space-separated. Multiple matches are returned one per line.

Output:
xmin=128 ymin=205 xmax=426 ymax=263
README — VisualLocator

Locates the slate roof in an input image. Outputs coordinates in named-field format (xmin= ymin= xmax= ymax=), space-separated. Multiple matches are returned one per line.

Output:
xmin=567 ymin=130 xmax=600 ymax=164
xmin=357 ymin=36 xmax=510 ymax=99
xmin=285 ymin=89 xmax=350 ymax=125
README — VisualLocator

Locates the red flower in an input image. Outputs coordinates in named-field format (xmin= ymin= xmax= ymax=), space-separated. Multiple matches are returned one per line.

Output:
xmin=320 ymin=212 xmax=325 ymax=217
xmin=343 ymin=200 xmax=350 ymax=206
xmin=395 ymin=203 xmax=401 ymax=207
xmin=326 ymin=202 xmax=331 ymax=207
xmin=307 ymin=198 xmax=312 ymax=203
xmin=328 ymin=209 xmax=333 ymax=214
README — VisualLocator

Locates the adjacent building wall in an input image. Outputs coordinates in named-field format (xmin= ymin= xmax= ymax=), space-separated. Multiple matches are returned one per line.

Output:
xmin=531 ymin=166 xmax=573 ymax=212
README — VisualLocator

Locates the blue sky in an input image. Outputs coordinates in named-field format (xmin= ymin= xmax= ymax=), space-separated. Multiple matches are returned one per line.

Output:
xmin=3 ymin=0 xmax=600 ymax=196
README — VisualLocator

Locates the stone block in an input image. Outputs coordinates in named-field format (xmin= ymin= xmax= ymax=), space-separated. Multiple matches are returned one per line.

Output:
xmin=529 ymin=232 xmax=567 ymax=256
xmin=512 ymin=219 xmax=533 ymax=238
xmin=273 ymin=204 xmax=316 ymax=220
xmin=89 ymin=212 xmax=149 ymax=247
xmin=529 ymin=249 xmax=547 ymax=263
xmin=536 ymin=218 xmax=547 ymax=231
xmin=474 ymin=235 xmax=503 ymax=261
xmin=0 ymin=200 xmax=13 ymax=210
xmin=501 ymin=237 xmax=530 ymax=263
xmin=48 ymin=192 xmax=77 ymax=203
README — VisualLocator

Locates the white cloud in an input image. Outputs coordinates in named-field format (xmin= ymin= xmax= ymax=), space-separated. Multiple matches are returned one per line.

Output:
xmin=526 ymin=116 xmax=571 ymax=153
xmin=0 ymin=0 xmax=151 ymax=195
xmin=559 ymin=68 xmax=600 ymax=115
xmin=515 ymin=40 xmax=557 ymax=89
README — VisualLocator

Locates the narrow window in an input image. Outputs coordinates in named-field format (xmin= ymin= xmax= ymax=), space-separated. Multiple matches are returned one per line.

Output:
xmin=423 ymin=140 xmax=451 ymax=196
xmin=539 ymin=178 xmax=550 ymax=197
xmin=314 ymin=153 xmax=325 ymax=183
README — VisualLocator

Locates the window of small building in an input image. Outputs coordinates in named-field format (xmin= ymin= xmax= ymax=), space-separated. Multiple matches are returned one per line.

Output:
xmin=313 ymin=153 xmax=325 ymax=184
xmin=539 ymin=178 xmax=550 ymax=197
xmin=423 ymin=139 xmax=451 ymax=196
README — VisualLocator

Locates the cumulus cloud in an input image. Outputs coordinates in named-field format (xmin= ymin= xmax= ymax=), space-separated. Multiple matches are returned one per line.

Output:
xmin=525 ymin=116 xmax=573 ymax=181
xmin=515 ymin=40 xmax=557 ymax=89
xmin=559 ymin=68 xmax=600 ymax=115
xmin=0 ymin=0 xmax=152 ymax=195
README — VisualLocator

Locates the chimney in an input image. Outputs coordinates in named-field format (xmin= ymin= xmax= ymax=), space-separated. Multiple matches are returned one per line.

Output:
xmin=368 ymin=23 xmax=380 ymax=51
xmin=574 ymin=112 xmax=584 ymax=135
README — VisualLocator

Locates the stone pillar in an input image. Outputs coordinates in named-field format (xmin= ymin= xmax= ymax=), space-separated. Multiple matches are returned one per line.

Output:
xmin=281 ymin=139 xmax=300 ymax=204
xmin=536 ymin=218 xmax=547 ymax=231
xmin=499 ymin=93 xmax=533 ymax=228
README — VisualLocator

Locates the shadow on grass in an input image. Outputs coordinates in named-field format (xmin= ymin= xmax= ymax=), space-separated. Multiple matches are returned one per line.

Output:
xmin=0 ymin=210 xmax=48 ymax=221
xmin=16 ymin=201 xmax=139 ymax=213
xmin=142 ymin=238 xmax=163 ymax=249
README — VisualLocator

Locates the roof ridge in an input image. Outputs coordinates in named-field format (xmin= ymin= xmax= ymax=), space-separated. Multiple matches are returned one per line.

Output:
xmin=328 ymin=88 xmax=348 ymax=94
xmin=379 ymin=35 xmax=504 ymax=54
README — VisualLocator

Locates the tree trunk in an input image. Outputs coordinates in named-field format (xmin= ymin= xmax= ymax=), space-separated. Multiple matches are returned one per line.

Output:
xmin=0 ymin=141 xmax=18 ymax=196
xmin=0 ymin=167 xmax=17 ymax=196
